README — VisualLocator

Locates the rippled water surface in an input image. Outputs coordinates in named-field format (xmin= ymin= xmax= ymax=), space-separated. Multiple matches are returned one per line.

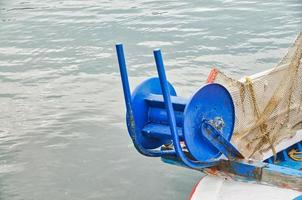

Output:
xmin=0 ymin=0 xmax=301 ymax=199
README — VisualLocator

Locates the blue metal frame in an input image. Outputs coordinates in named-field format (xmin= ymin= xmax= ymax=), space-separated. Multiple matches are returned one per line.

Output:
xmin=116 ymin=43 xmax=302 ymax=192
xmin=116 ymin=44 xmax=175 ymax=157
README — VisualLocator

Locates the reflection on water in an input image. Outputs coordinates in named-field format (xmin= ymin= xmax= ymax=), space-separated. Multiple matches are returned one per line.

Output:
xmin=0 ymin=0 xmax=301 ymax=199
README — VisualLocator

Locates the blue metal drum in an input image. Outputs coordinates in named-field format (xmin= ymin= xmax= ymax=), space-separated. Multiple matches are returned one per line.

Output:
xmin=116 ymin=43 xmax=238 ymax=164
xmin=183 ymin=83 xmax=235 ymax=162
xmin=129 ymin=77 xmax=177 ymax=149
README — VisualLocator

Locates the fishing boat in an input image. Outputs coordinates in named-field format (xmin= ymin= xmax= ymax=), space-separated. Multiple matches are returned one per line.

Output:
xmin=115 ymin=32 xmax=302 ymax=200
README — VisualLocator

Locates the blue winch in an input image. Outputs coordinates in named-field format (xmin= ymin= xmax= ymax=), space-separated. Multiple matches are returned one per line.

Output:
xmin=115 ymin=43 xmax=302 ymax=192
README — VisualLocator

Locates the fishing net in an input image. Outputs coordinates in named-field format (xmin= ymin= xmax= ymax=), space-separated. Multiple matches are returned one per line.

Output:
xmin=210 ymin=32 xmax=302 ymax=160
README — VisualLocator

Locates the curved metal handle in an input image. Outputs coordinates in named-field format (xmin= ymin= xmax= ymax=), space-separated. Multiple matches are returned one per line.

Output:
xmin=153 ymin=49 xmax=218 ymax=168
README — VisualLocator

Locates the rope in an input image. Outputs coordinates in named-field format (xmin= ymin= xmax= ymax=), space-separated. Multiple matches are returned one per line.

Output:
xmin=288 ymin=149 xmax=302 ymax=161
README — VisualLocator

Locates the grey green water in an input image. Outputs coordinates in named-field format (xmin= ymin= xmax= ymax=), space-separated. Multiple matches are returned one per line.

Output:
xmin=0 ymin=0 xmax=301 ymax=199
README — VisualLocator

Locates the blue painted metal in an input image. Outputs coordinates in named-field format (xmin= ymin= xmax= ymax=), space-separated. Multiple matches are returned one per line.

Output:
xmin=116 ymin=43 xmax=302 ymax=192
xmin=263 ymin=163 xmax=302 ymax=179
xmin=264 ymin=140 xmax=302 ymax=171
xmin=217 ymin=159 xmax=266 ymax=181
xmin=262 ymin=163 xmax=302 ymax=191
xmin=130 ymin=77 xmax=177 ymax=149
xmin=142 ymin=123 xmax=184 ymax=140
xmin=147 ymin=107 xmax=184 ymax=127
xmin=145 ymin=94 xmax=187 ymax=111
xmin=115 ymin=43 xmax=175 ymax=157
xmin=201 ymin=120 xmax=244 ymax=160
xmin=183 ymin=83 xmax=237 ymax=161
xmin=153 ymin=49 xmax=218 ymax=169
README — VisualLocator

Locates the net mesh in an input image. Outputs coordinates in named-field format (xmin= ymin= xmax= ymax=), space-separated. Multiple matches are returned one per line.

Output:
xmin=212 ymin=32 xmax=302 ymax=160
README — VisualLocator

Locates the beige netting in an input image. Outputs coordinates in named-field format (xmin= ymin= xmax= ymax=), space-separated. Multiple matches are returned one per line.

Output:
xmin=212 ymin=32 xmax=302 ymax=160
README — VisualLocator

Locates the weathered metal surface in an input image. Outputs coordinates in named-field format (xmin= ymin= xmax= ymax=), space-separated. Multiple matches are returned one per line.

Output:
xmin=162 ymin=153 xmax=302 ymax=191
xmin=202 ymin=121 xmax=244 ymax=160
xmin=262 ymin=164 xmax=302 ymax=192
xmin=215 ymin=159 xmax=265 ymax=181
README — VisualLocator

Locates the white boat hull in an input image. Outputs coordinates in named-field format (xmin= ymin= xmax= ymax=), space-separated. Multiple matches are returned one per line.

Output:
xmin=190 ymin=175 xmax=301 ymax=200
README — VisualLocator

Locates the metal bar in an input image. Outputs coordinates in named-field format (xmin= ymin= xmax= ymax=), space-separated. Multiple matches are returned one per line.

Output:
xmin=116 ymin=43 xmax=133 ymax=124
xmin=202 ymin=121 xmax=244 ymax=160
xmin=142 ymin=123 xmax=184 ymax=139
xmin=145 ymin=94 xmax=187 ymax=111
xmin=153 ymin=49 xmax=218 ymax=168
xmin=148 ymin=107 xmax=184 ymax=127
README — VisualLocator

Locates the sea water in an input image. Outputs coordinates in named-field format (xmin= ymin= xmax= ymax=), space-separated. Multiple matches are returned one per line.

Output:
xmin=0 ymin=0 xmax=301 ymax=199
